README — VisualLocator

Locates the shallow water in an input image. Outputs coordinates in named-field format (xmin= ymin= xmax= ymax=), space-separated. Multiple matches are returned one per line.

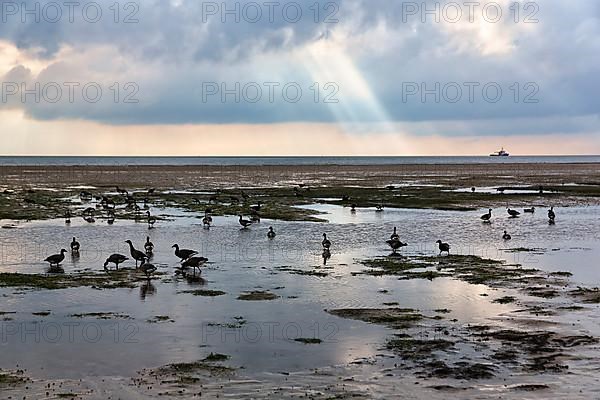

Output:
xmin=0 ymin=202 xmax=599 ymax=395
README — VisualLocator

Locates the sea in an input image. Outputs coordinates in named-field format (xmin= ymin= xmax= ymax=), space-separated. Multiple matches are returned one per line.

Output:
xmin=0 ymin=156 xmax=598 ymax=166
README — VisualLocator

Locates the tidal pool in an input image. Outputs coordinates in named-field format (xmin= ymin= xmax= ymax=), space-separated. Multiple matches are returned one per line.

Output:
xmin=0 ymin=203 xmax=599 ymax=398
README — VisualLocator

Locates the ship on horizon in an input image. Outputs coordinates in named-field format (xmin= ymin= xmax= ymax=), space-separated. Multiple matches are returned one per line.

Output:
xmin=490 ymin=147 xmax=510 ymax=157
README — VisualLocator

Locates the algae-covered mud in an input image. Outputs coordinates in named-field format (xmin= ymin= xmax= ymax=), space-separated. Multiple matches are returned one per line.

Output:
xmin=1 ymin=163 xmax=600 ymax=399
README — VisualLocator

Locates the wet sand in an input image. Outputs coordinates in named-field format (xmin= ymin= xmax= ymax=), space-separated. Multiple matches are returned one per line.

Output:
xmin=1 ymin=162 xmax=599 ymax=189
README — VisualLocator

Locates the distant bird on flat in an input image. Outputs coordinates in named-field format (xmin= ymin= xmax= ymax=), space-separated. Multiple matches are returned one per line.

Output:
xmin=375 ymin=204 xmax=384 ymax=212
xmin=524 ymin=207 xmax=535 ymax=213
xmin=471 ymin=187 xmax=476 ymax=193
xmin=146 ymin=211 xmax=156 ymax=228
xmin=140 ymin=262 xmax=157 ymax=279
xmin=322 ymin=233 xmax=331 ymax=249
xmin=267 ymin=226 xmax=276 ymax=239
xmin=436 ymin=240 xmax=450 ymax=255
xmin=502 ymin=230 xmax=512 ymax=240
xmin=250 ymin=202 xmax=262 ymax=212
xmin=144 ymin=236 xmax=154 ymax=255
xmin=239 ymin=215 xmax=253 ymax=229
xmin=70 ymin=237 xmax=80 ymax=253
xmin=507 ymin=208 xmax=520 ymax=218
xmin=45 ymin=249 xmax=67 ymax=268
xmin=202 ymin=211 xmax=213 ymax=228
xmin=65 ymin=211 xmax=71 ymax=224
xmin=350 ymin=204 xmax=357 ymax=213
xmin=548 ymin=207 xmax=556 ymax=222
xmin=390 ymin=227 xmax=400 ymax=241
xmin=104 ymin=254 xmax=128 ymax=271
xmin=125 ymin=240 xmax=147 ymax=267
xmin=172 ymin=244 xmax=198 ymax=261
xmin=481 ymin=209 xmax=492 ymax=222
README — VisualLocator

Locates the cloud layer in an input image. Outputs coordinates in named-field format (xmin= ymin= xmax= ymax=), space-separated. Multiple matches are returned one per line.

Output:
xmin=0 ymin=0 xmax=599 ymax=138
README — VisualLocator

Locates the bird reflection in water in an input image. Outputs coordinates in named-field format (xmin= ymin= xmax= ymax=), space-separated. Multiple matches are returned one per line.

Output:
xmin=47 ymin=266 xmax=65 ymax=274
xmin=322 ymin=249 xmax=331 ymax=265
xmin=140 ymin=280 xmax=156 ymax=300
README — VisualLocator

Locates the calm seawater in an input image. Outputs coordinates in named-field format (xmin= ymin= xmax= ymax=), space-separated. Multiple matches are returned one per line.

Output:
xmin=0 ymin=156 xmax=599 ymax=166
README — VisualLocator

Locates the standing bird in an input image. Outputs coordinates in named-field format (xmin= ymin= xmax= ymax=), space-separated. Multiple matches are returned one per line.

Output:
xmin=481 ymin=209 xmax=492 ymax=222
xmin=250 ymin=202 xmax=262 ymax=213
xmin=267 ymin=226 xmax=276 ymax=239
xmin=125 ymin=240 xmax=147 ymax=267
xmin=436 ymin=240 xmax=450 ymax=255
xmin=144 ymin=236 xmax=154 ymax=255
xmin=238 ymin=215 xmax=253 ymax=229
xmin=172 ymin=244 xmax=198 ymax=261
xmin=146 ymin=211 xmax=156 ymax=229
xmin=502 ymin=230 xmax=512 ymax=240
xmin=70 ymin=237 xmax=80 ymax=254
xmin=182 ymin=256 xmax=208 ymax=276
xmin=140 ymin=262 xmax=157 ymax=279
xmin=65 ymin=211 xmax=71 ymax=224
xmin=390 ymin=227 xmax=400 ymax=241
xmin=375 ymin=204 xmax=384 ymax=212
xmin=202 ymin=211 xmax=212 ymax=228
xmin=350 ymin=204 xmax=357 ymax=213
xmin=103 ymin=254 xmax=128 ymax=271
xmin=250 ymin=210 xmax=261 ymax=222
xmin=387 ymin=238 xmax=407 ymax=253
xmin=524 ymin=207 xmax=535 ymax=213
xmin=548 ymin=207 xmax=556 ymax=222
xmin=322 ymin=233 xmax=331 ymax=249
xmin=507 ymin=208 xmax=521 ymax=218
xmin=44 ymin=249 xmax=67 ymax=268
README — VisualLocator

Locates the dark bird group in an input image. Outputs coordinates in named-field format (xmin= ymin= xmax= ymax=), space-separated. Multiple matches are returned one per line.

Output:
xmin=50 ymin=187 xmax=562 ymax=280
xmin=479 ymin=206 xmax=558 ymax=240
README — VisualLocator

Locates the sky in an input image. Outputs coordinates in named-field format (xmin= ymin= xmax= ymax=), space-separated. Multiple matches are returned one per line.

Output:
xmin=0 ymin=0 xmax=599 ymax=155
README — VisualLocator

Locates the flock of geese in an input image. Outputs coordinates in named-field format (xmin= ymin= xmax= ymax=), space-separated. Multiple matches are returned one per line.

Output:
xmin=44 ymin=186 xmax=560 ymax=277
xmin=478 ymin=206 xmax=557 ymax=242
